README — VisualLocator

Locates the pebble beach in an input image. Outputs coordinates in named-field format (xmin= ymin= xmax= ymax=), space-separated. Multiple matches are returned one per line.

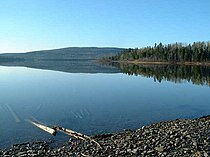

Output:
xmin=1 ymin=115 xmax=209 ymax=157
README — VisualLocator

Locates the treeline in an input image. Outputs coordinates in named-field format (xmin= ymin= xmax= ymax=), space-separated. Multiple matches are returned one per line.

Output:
xmin=110 ymin=41 xmax=210 ymax=62
xmin=114 ymin=63 xmax=210 ymax=86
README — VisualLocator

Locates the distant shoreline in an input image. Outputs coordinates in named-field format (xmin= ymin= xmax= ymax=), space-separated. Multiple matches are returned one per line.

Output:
xmin=99 ymin=59 xmax=210 ymax=66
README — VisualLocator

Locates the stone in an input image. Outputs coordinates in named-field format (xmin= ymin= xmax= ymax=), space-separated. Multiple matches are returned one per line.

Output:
xmin=154 ymin=146 xmax=164 ymax=152
xmin=193 ymin=151 xmax=201 ymax=157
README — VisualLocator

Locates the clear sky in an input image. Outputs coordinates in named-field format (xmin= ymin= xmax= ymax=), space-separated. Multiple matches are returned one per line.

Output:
xmin=0 ymin=0 xmax=210 ymax=53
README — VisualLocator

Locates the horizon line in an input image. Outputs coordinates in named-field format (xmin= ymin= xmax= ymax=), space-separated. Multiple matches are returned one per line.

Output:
xmin=1 ymin=40 xmax=209 ymax=54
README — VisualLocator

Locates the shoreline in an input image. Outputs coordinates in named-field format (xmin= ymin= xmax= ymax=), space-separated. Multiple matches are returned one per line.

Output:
xmin=1 ymin=115 xmax=209 ymax=156
xmin=99 ymin=59 xmax=210 ymax=66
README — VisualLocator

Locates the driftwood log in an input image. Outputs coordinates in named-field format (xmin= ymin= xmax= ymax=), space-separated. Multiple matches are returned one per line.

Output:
xmin=30 ymin=120 xmax=101 ymax=147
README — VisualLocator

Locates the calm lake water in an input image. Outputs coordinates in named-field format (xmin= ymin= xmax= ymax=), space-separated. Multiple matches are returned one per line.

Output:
xmin=0 ymin=66 xmax=210 ymax=148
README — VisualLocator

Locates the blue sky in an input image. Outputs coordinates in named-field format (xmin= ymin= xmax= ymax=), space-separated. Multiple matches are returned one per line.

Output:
xmin=0 ymin=0 xmax=210 ymax=53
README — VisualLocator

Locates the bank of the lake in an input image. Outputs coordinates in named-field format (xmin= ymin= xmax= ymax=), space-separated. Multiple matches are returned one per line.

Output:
xmin=1 ymin=116 xmax=209 ymax=157
xmin=99 ymin=59 xmax=210 ymax=66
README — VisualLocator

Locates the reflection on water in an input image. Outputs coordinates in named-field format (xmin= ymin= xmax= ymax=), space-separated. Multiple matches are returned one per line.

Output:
xmin=0 ymin=66 xmax=210 ymax=149
xmin=114 ymin=63 xmax=210 ymax=86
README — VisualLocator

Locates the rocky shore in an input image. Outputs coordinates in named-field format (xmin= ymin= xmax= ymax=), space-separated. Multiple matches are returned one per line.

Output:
xmin=1 ymin=116 xmax=209 ymax=157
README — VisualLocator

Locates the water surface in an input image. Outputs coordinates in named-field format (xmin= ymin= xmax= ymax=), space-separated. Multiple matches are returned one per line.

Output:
xmin=0 ymin=66 xmax=210 ymax=148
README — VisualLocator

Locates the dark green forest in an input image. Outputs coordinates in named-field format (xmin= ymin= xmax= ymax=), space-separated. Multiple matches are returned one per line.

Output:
xmin=113 ymin=63 xmax=210 ymax=86
xmin=110 ymin=41 xmax=210 ymax=62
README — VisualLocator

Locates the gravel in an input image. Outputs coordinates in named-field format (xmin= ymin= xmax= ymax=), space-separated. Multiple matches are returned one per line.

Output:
xmin=1 ymin=116 xmax=209 ymax=157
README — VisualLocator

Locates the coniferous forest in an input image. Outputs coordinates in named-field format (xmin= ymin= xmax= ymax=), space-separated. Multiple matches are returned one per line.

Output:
xmin=110 ymin=41 xmax=210 ymax=62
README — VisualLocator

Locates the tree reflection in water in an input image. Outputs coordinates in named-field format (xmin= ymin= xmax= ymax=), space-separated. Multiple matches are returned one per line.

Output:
xmin=114 ymin=63 xmax=210 ymax=86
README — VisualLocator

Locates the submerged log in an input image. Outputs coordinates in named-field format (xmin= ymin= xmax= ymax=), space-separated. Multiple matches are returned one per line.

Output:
xmin=5 ymin=104 xmax=21 ymax=123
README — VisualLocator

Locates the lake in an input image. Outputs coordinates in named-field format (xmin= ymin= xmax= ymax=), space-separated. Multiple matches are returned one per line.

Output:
xmin=0 ymin=65 xmax=210 ymax=149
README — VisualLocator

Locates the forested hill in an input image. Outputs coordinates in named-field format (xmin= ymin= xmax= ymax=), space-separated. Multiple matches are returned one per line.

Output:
xmin=109 ymin=41 xmax=210 ymax=62
xmin=0 ymin=47 xmax=123 ymax=73
xmin=0 ymin=47 xmax=122 ymax=61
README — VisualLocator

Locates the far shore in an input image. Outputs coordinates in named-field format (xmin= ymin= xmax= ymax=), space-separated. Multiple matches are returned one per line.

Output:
xmin=99 ymin=59 xmax=210 ymax=66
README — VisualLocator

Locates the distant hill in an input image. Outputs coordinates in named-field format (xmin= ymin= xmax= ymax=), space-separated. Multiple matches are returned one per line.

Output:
xmin=0 ymin=47 xmax=123 ymax=73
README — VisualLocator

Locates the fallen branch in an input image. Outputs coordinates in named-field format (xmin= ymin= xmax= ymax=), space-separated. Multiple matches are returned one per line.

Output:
xmin=29 ymin=120 xmax=101 ymax=148
xmin=53 ymin=126 xmax=101 ymax=148
xmin=29 ymin=120 xmax=57 ymax=135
